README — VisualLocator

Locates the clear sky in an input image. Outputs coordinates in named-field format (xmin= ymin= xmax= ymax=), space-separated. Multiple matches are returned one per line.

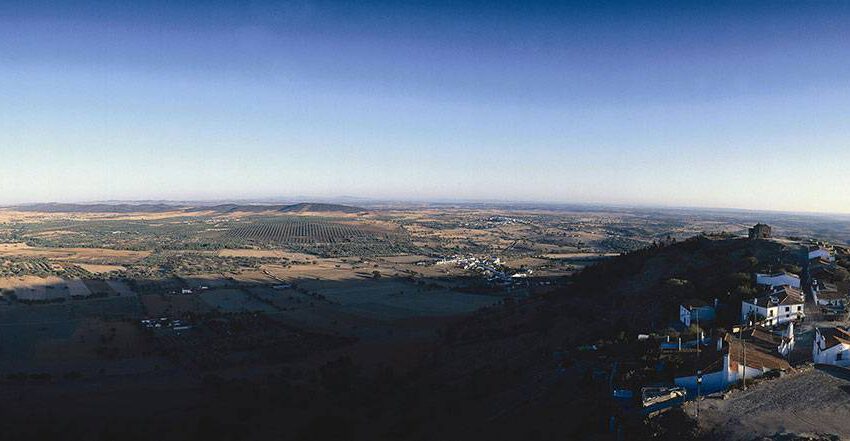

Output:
xmin=2 ymin=1 xmax=850 ymax=213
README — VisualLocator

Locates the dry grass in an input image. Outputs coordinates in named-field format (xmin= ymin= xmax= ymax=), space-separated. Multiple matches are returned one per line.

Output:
xmin=33 ymin=318 xmax=154 ymax=362
xmin=141 ymin=294 xmax=213 ymax=317
xmin=0 ymin=275 xmax=67 ymax=300
xmin=74 ymin=263 xmax=127 ymax=274
xmin=0 ymin=243 xmax=149 ymax=264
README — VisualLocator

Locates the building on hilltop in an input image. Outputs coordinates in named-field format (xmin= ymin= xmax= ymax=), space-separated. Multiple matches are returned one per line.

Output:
xmin=748 ymin=223 xmax=772 ymax=240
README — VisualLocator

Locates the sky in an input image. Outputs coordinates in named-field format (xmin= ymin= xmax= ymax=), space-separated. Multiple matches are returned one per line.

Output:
xmin=2 ymin=1 xmax=850 ymax=213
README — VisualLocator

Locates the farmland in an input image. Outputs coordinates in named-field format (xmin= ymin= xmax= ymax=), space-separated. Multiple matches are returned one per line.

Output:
xmin=0 ymin=201 xmax=626 ymax=387
xmin=227 ymin=220 xmax=371 ymax=244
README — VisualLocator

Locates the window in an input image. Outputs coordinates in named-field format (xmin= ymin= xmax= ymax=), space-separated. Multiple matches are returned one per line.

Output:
xmin=798 ymin=306 xmax=802 ymax=311
xmin=838 ymin=352 xmax=843 ymax=361
xmin=785 ymin=306 xmax=790 ymax=312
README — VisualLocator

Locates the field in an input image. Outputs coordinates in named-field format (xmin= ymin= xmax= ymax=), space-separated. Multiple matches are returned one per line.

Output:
xmin=227 ymin=219 xmax=372 ymax=244
xmin=141 ymin=293 xmax=212 ymax=317
xmin=198 ymin=288 xmax=278 ymax=313
xmin=0 ymin=296 xmax=144 ymax=367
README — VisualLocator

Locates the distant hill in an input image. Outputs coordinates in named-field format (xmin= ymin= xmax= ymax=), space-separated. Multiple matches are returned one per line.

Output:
xmin=7 ymin=202 xmax=368 ymax=215
xmin=10 ymin=203 xmax=181 ymax=213
xmin=277 ymin=203 xmax=365 ymax=214
xmin=187 ymin=204 xmax=287 ymax=213
xmin=189 ymin=203 xmax=366 ymax=214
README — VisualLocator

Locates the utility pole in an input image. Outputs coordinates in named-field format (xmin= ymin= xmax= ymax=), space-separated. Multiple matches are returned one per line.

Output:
xmin=741 ymin=320 xmax=749 ymax=391
xmin=695 ymin=309 xmax=700 ymax=421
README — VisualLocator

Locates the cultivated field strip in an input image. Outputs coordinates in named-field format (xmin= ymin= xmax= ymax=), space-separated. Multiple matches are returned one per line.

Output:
xmin=227 ymin=220 xmax=371 ymax=244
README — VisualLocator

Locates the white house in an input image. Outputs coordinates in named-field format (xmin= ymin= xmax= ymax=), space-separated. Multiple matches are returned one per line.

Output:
xmin=813 ymin=327 xmax=850 ymax=367
xmin=808 ymin=246 xmax=835 ymax=263
xmin=674 ymin=332 xmax=791 ymax=394
xmin=679 ymin=299 xmax=716 ymax=327
xmin=741 ymin=286 xmax=805 ymax=327
xmin=813 ymin=282 xmax=847 ymax=308
xmin=755 ymin=272 xmax=801 ymax=289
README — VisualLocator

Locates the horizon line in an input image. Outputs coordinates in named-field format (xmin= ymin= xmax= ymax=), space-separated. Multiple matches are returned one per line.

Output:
xmin=3 ymin=197 xmax=850 ymax=219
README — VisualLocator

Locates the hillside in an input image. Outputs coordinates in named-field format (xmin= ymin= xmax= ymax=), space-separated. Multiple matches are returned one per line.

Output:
xmin=362 ymin=235 xmax=810 ymax=440
xmin=189 ymin=204 xmax=287 ymax=213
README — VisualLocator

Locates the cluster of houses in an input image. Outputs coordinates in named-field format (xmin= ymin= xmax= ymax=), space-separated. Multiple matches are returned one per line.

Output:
xmin=140 ymin=317 xmax=191 ymax=332
xmin=436 ymin=255 xmax=532 ymax=284
xmin=663 ymin=226 xmax=850 ymax=403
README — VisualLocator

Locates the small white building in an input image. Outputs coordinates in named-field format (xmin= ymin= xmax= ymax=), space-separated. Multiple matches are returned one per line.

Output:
xmin=674 ymin=332 xmax=791 ymax=394
xmin=755 ymin=272 xmax=801 ymax=289
xmin=741 ymin=286 xmax=805 ymax=327
xmin=679 ymin=299 xmax=716 ymax=327
xmin=813 ymin=282 xmax=847 ymax=308
xmin=809 ymin=247 xmax=835 ymax=263
xmin=813 ymin=327 xmax=850 ymax=367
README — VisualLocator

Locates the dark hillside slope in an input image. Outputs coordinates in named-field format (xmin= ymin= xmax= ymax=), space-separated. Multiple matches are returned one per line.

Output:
xmin=381 ymin=236 xmax=805 ymax=440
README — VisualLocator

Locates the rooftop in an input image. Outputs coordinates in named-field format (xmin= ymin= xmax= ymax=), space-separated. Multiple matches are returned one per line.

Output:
xmin=818 ymin=327 xmax=850 ymax=349
xmin=744 ymin=286 xmax=804 ymax=308
xmin=726 ymin=334 xmax=791 ymax=372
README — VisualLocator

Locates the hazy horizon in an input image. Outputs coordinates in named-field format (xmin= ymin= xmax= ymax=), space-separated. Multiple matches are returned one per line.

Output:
xmin=4 ymin=1 xmax=850 ymax=213
xmin=8 ymin=195 xmax=850 ymax=220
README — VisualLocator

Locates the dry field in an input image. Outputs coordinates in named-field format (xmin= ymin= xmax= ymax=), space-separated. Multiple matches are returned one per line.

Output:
xmin=75 ymin=263 xmax=127 ymax=274
xmin=198 ymin=288 xmax=277 ymax=313
xmin=248 ymin=286 xmax=316 ymax=310
xmin=33 ymin=318 xmax=154 ymax=362
xmin=0 ymin=209 xmax=197 ymax=222
xmin=0 ymin=275 xmax=69 ymax=300
xmin=0 ymin=243 xmax=149 ymax=264
xmin=107 ymin=280 xmax=135 ymax=296
xmin=140 ymin=293 xmax=213 ymax=317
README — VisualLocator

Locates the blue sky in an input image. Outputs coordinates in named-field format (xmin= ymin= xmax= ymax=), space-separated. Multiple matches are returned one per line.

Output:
xmin=2 ymin=1 xmax=850 ymax=212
